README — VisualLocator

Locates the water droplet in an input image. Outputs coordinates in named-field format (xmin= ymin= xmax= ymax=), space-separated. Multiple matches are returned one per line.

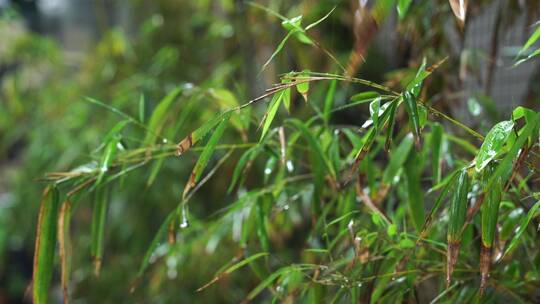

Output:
xmin=283 ymin=204 xmax=289 ymax=210
xmin=100 ymin=166 xmax=108 ymax=173
xmin=286 ymin=160 xmax=294 ymax=172
xmin=180 ymin=204 xmax=189 ymax=229
xmin=264 ymin=168 xmax=272 ymax=175
xmin=357 ymin=282 xmax=363 ymax=288
xmin=348 ymin=220 xmax=354 ymax=230
xmin=162 ymin=138 xmax=168 ymax=144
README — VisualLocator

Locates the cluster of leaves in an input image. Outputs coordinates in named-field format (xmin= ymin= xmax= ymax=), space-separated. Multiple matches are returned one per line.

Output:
xmin=34 ymin=51 xmax=540 ymax=304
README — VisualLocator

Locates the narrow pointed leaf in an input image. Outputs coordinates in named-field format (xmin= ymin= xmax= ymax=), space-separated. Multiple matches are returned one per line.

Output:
xmin=431 ymin=123 xmax=443 ymax=185
xmin=260 ymin=92 xmax=283 ymax=141
xmin=143 ymin=87 xmax=182 ymax=145
xmin=323 ymin=80 xmax=337 ymax=124
xmin=184 ymin=113 xmax=230 ymax=197
xmin=403 ymin=91 xmax=421 ymax=147
xmin=405 ymin=153 xmax=425 ymax=232
xmin=176 ymin=111 xmax=229 ymax=156
xmin=91 ymin=187 xmax=109 ymax=276
xmin=58 ymin=200 xmax=72 ymax=303
xmin=33 ymin=186 xmax=60 ymax=304
xmin=480 ymin=179 xmax=502 ymax=293
xmin=447 ymin=170 xmax=469 ymax=285
xmin=518 ymin=25 xmax=540 ymax=56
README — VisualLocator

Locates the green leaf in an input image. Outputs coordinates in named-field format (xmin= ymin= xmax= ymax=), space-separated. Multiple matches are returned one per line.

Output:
xmin=369 ymin=97 xmax=381 ymax=131
xmin=446 ymin=169 xmax=470 ymax=285
xmin=403 ymin=91 xmax=421 ymax=147
xmin=475 ymin=120 xmax=514 ymax=172
xmin=91 ymin=186 xmax=109 ymax=276
xmin=350 ymin=91 xmax=380 ymax=103
xmin=139 ymin=94 xmax=145 ymax=123
xmin=96 ymin=120 xmax=129 ymax=186
xmin=504 ymin=199 xmax=540 ymax=257
xmin=486 ymin=113 xmax=540 ymax=188
xmin=448 ymin=170 xmax=470 ymax=242
xmin=260 ymin=91 xmax=283 ymax=141
xmin=518 ymin=26 xmax=540 ymax=56
xmin=143 ymin=86 xmax=182 ymax=146
xmin=397 ymin=0 xmax=413 ymax=20
xmin=467 ymin=97 xmax=482 ymax=116
xmin=323 ymin=80 xmax=337 ymax=124
xmin=431 ymin=123 xmax=443 ymax=185
xmin=224 ymin=252 xmax=269 ymax=274
xmin=184 ymin=112 xmax=231 ymax=197
xmin=295 ymin=71 xmax=310 ymax=102
xmin=248 ymin=267 xmax=292 ymax=300
xmin=33 ymin=186 xmax=60 ymax=304
xmin=176 ymin=111 xmax=230 ymax=156
xmin=481 ymin=179 xmax=502 ymax=247
xmin=382 ymin=133 xmax=414 ymax=184
xmin=421 ymin=170 xmax=459 ymax=235
xmin=286 ymin=119 xmax=336 ymax=179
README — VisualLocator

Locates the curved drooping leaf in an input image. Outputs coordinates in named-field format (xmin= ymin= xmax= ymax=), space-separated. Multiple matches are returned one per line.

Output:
xmin=475 ymin=120 xmax=514 ymax=172
xmin=143 ymin=86 xmax=183 ymax=146
xmin=403 ymin=91 xmax=421 ymax=147
xmin=91 ymin=186 xmax=109 ymax=276
xmin=260 ymin=92 xmax=283 ymax=141
xmin=33 ymin=186 xmax=60 ymax=304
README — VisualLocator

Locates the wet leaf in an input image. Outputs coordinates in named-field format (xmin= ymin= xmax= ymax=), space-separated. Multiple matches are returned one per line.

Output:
xmin=403 ymin=91 xmax=421 ymax=148
xmin=447 ymin=170 xmax=469 ymax=285
xmin=33 ymin=186 xmax=60 ymax=304
xmin=475 ymin=120 xmax=514 ymax=172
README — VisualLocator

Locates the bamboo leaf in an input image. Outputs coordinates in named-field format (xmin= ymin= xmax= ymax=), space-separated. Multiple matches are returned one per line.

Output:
xmin=323 ymin=80 xmax=337 ymax=124
xmin=480 ymin=178 xmax=502 ymax=293
xmin=295 ymin=71 xmax=310 ymax=102
xmin=33 ymin=186 xmax=60 ymax=304
xmin=518 ymin=25 xmax=540 ymax=56
xmin=403 ymin=91 xmax=421 ymax=147
xmin=369 ymin=97 xmax=381 ymax=132
xmin=431 ymin=123 xmax=444 ymax=185
xmin=139 ymin=94 xmax=145 ymax=123
xmin=475 ymin=120 xmax=514 ymax=172
xmin=58 ymin=200 xmax=72 ymax=303
xmin=397 ymin=0 xmax=412 ymax=20
xmin=350 ymin=91 xmax=379 ymax=103
xmin=421 ymin=170 xmax=459 ymax=236
xmin=248 ymin=267 xmax=291 ymax=300
xmin=487 ymin=113 xmax=540 ymax=188
xmin=91 ymin=187 xmax=109 ymax=276
xmin=447 ymin=169 xmax=469 ymax=286
xmin=176 ymin=111 xmax=229 ymax=156
xmin=260 ymin=92 xmax=283 ymax=141
xmin=184 ymin=113 xmax=231 ymax=198
xmin=503 ymin=199 xmax=540 ymax=258
xmin=143 ymin=87 xmax=182 ymax=146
